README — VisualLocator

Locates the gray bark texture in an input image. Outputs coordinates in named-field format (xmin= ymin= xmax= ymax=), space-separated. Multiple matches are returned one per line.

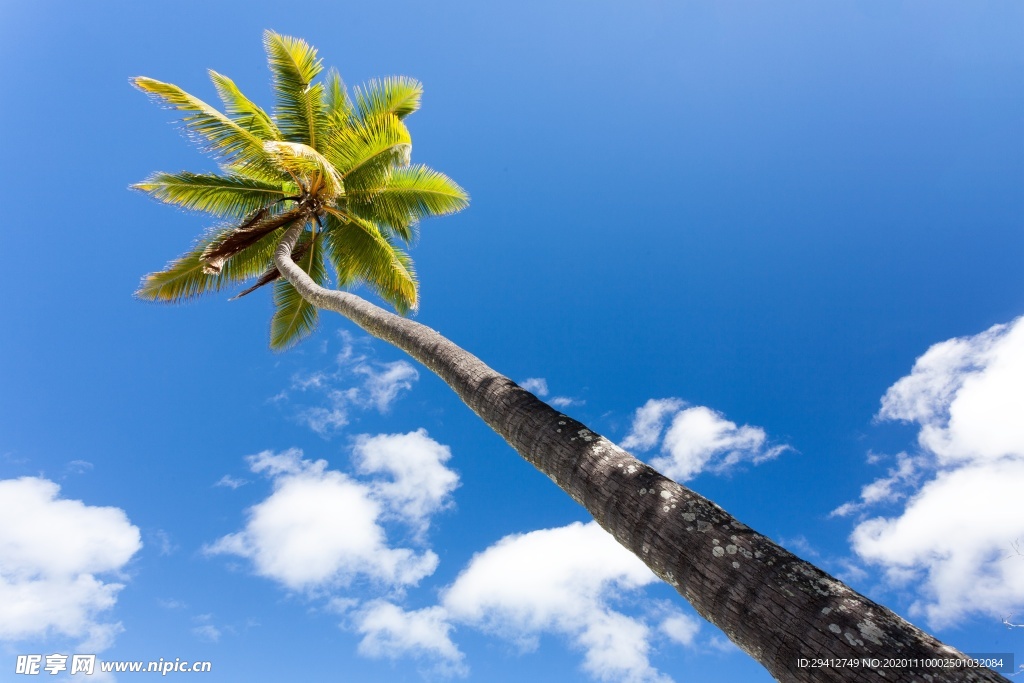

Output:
xmin=275 ymin=225 xmax=1009 ymax=683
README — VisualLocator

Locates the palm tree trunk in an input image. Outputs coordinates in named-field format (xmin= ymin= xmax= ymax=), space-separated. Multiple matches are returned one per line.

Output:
xmin=275 ymin=225 xmax=1007 ymax=683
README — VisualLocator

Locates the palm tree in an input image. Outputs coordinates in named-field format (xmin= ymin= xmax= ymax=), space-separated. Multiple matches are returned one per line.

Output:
xmin=134 ymin=31 xmax=1006 ymax=683
xmin=134 ymin=31 xmax=466 ymax=348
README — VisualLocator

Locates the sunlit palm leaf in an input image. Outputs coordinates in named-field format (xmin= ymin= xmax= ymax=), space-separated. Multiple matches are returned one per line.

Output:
xmin=264 ymin=30 xmax=326 ymax=149
xmin=270 ymin=230 xmax=326 ymax=350
xmin=324 ymin=68 xmax=354 ymax=126
xmin=324 ymin=113 xmax=411 ymax=183
xmin=209 ymin=70 xmax=282 ymax=141
xmin=323 ymin=213 xmax=417 ymax=313
xmin=133 ymin=171 xmax=288 ymax=218
xmin=132 ymin=76 xmax=277 ymax=177
xmin=348 ymin=165 xmax=468 ymax=240
xmin=354 ymin=77 xmax=422 ymax=121
xmin=137 ymin=224 xmax=286 ymax=303
xmin=263 ymin=141 xmax=344 ymax=200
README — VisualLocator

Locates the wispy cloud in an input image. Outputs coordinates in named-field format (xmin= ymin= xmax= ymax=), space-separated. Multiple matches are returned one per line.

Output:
xmin=622 ymin=399 xmax=788 ymax=481
xmin=192 ymin=614 xmax=221 ymax=643
xmin=279 ymin=332 xmax=419 ymax=436
xmin=519 ymin=377 xmax=584 ymax=410
xmin=65 ymin=460 xmax=94 ymax=475
xmin=842 ymin=317 xmax=1024 ymax=628
xmin=151 ymin=529 xmax=178 ymax=556
xmin=215 ymin=475 xmax=248 ymax=490
xmin=519 ymin=378 xmax=549 ymax=396
xmin=0 ymin=477 xmax=141 ymax=651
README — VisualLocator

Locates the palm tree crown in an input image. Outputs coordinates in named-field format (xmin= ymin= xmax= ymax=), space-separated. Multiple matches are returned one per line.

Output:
xmin=133 ymin=30 xmax=468 ymax=349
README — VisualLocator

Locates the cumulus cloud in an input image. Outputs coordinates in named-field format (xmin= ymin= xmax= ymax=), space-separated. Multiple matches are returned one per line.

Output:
xmin=0 ymin=477 xmax=141 ymax=650
xmin=878 ymin=319 xmax=1024 ymax=465
xmin=621 ymin=399 xmax=686 ymax=452
xmin=442 ymin=522 xmax=697 ymax=683
xmin=844 ymin=317 xmax=1024 ymax=627
xmin=281 ymin=332 xmax=420 ymax=435
xmin=353 ymin=429 xmax=459 ymax=535
xmin=207 ymin=435 xmax=457 ymax=592
xmin=355 ymin=601 xmax=466 ymax=676
xmin=622 ymin=399 xmax=787 ymax=481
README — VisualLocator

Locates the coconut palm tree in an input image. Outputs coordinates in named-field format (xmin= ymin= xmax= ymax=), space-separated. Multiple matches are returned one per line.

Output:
xmin=134 ymin=31 xmax=466 ymax=348
xmin=134 ymin=31 xmax=1006 ymax=683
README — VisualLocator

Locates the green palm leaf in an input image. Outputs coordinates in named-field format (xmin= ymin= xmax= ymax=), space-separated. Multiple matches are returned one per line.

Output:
xmin=324 ymin=113 xmax=411 ymax=183
xmin=133 ymin=171 xmax=292 ymax=218
xmin=324 ymin=68 xmax=354 ymax=126
xmin=137 ymin=223 xmax=293 ymax=303
xmin=135 ymin=33 xmax=469 ymax=349
xmin=354 ymin=76 xmax=422 ymax=121
xmin=270 ymin=230 xmax=326 ymax=350
xmin=348 ymin=164 xmax=468 ymax=240
xmin=209 ymin=70 xmax=282 ymax=141
xmin=132 ymin=76 xmax=277 ymax=177
xmin=264 ymin=30 xmax=326 ymax=149
xmin=323 ymin=213 xmax=417 ymax=313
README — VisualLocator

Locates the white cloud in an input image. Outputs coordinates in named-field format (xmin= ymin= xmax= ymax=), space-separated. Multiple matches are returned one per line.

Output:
xmin=442 ymin=521 xmax=693 ymax=683
xmin=659 ymin=613 xmax=699 ymax=647
xmin=621 ymin=399 xmax=686 ymax=452
xmin=551 ymin=396 xmax=584 ymax=408
xmin=355 ymin=601 xmax=466 ymax=676
xmin=0 ymin=477 xmax=141 ymax=650
xmin=215 ymin=475 xmax=248 ymax=489
xmin=282 ymin=333 xmax=420 ymax=435
xmin=520 ymin=378 xmax=549 ymax=396
xmin=879 ymin=319 xmax=1024 ymax=464
xmin=65 ymin=460 xmax=94 ymax=475
xmin=192 ymin=615 xmax=221 ymax=643
xmin=846 ymin=317 xmax=1024 ymax=627
xmin=623 ymin=399 xmax=786 ymax=481
xmin=830 ymin=453 xmax=925 ymax=518
xmin=356 ymin=361 xmax=419 ymax=412
xmin=353 ymin=429 xmax=459 ymax=534
xmin=207 ymin=436 xmax=457 ymax=592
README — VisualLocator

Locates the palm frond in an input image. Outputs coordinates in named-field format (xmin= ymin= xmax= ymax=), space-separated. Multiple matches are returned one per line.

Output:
xmin=132 ymin=76 xmax=277 ymax=176
xmin=270 ymin=230 xmax=326 ymax=350
xmin=209 ymin=70 xmax=282 ymax=141
xmin=201 ymin=204 xmax=306 ymax=273
xmin=136 ymin=223 xmax=285 ymax=303
xmin=324 ymin=68 xmax=354 ymax=125
xmin=136 ymin=239 xmax=225 ymax=303
xmin=263 ymin=30 xmax=326 ymax=149
xmin=323 ymin=213 xmax=417 ymax=313
xmin=133 ymin=171 xmax=288 ymax=218
xmin=348 ymin=164 xmax=468 ymax=240
xmin=324 ymin=113 xmax=411 ymax=183
xmin=263 ymin=141 xmax=344 ymax=200
xmin=354 ymin=77 xmax=422 ymax=121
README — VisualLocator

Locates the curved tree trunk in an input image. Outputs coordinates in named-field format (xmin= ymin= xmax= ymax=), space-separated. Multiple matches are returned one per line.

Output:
xmin=275 ymin=226 xmax=1008 ymax=683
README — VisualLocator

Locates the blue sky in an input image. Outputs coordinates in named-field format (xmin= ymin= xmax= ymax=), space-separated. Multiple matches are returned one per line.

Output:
xmin=1 ymin=2 xmax=1022 ymax=681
